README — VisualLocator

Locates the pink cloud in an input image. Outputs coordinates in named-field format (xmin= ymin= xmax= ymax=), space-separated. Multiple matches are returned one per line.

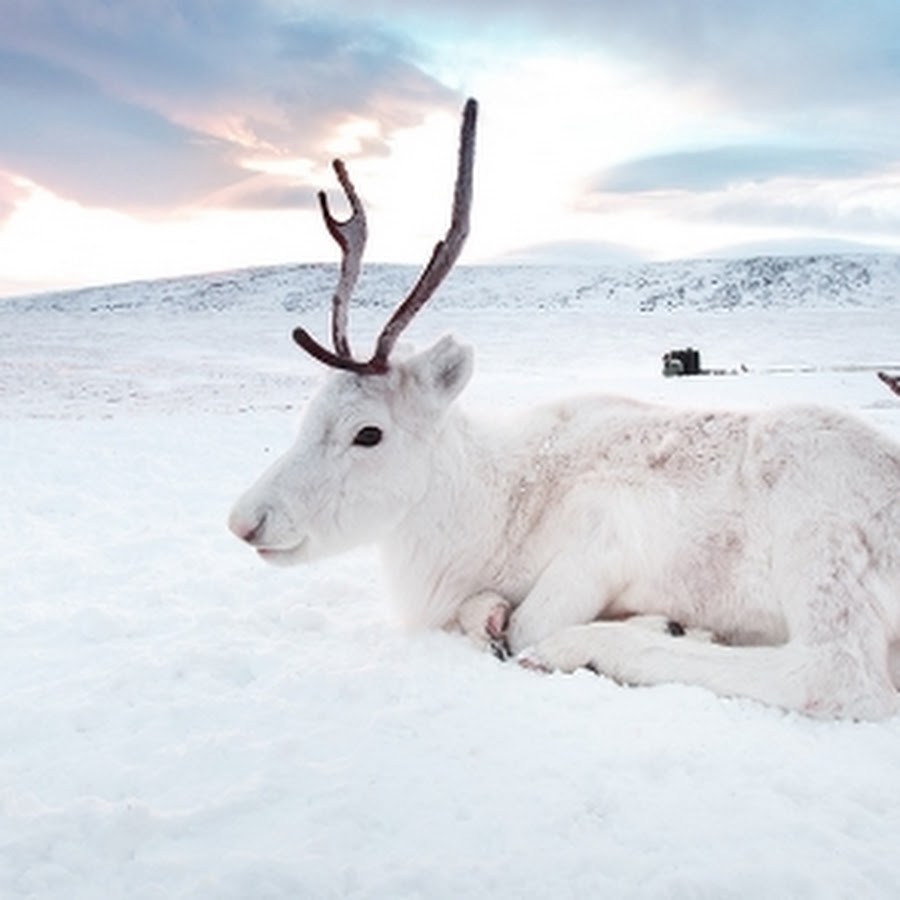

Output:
xmin=0 ymin=171 xmax=31 ymax=224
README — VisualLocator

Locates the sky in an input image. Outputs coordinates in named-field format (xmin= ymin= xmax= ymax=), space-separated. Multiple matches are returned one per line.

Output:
xmin=2 ymin=1 xmax=900 ymax=296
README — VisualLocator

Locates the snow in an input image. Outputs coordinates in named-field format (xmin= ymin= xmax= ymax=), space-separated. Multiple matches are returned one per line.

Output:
xmin=3 ymin=256 xmax=900 ymax=899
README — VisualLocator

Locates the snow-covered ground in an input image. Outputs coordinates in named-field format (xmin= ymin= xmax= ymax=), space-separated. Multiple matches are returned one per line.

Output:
xmin=3 ymin=257 xmax=900 ymax=899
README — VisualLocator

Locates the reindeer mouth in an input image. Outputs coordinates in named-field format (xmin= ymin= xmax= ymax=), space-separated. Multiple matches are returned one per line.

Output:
xmin=256 ymin=538 xmax=309 ymax=566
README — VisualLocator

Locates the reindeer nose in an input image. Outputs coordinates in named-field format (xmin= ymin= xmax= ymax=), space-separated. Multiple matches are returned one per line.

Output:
xmin=229 ymin=508 xmax=268 ymax=545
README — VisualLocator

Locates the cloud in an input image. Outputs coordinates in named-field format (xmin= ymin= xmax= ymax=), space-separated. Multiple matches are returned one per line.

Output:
xmin=5 ymin=1 xmax=899 ymax=218
xmin=580 ymin=165 xmax=900 ymax=249
xmin=336 ymin=0 xmax=900 ymax=113
xmin=0 ymin=171 xmax=31 ymax=224
xmin=574 ymin=1 xmax=900 ymax=113
xmin=200 ymin=173 xmax=320 ymax=211
xmin=592 ymin=146 xmax=894 ymax=194
xmin=704 ymin=172 xmax=900 ymax=235
xmin=0 ymin=48 xmax=243 ymax=210
xmin=0 ymin=0 xmax=456 ymax=213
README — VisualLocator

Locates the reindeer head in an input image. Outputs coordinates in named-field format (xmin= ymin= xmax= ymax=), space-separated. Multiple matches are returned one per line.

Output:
xmin=229 ymin=99 xmax=477 ymax=564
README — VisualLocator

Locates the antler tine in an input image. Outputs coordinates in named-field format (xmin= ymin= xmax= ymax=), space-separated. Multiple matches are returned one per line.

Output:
xmin=320 ymin=159 xmax=366 ymax=358
xmin=371 ymin=97 xmax=478 ymax=368
xmin=292 ymin=159 xmax=367 ymax=366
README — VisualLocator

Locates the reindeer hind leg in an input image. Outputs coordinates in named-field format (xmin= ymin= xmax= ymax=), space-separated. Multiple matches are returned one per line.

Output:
xmin=519 ymin=618 xmax=897 ymax=719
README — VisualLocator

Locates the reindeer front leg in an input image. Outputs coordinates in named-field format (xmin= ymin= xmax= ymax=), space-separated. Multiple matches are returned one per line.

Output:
xmin=503 ymin=551 xmax=619 ymax=656
xmin=499 ymin=548 xmax=710 ymax=659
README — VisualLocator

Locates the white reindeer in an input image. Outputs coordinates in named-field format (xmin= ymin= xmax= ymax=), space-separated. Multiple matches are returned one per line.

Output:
xmin=229 ymin=99 xmax=900 ymax=720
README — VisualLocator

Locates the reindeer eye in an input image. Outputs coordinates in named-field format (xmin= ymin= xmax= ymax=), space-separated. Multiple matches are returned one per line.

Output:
xmin=353 ymin=425 xmax=383 ymax=448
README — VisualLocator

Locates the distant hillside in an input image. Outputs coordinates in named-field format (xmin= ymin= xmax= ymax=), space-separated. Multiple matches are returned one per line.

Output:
xmin=598 ymin=255 xmax=900 ymax=312
xmin=4 ymin=253 xmax=900 ymax=316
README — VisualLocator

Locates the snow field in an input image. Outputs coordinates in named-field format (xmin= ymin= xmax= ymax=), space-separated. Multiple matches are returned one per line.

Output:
xmin=2 ymin=260 xmax=900 ymax=898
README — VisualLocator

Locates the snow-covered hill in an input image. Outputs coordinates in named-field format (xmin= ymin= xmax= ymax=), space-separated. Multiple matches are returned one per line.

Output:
xmin=3 ymin=254 xmax=900 ymax=421
xmin=2 ymin=256 xmax=900 ymax=898
xmin=6 ymin=252 xmax=900 ymax=315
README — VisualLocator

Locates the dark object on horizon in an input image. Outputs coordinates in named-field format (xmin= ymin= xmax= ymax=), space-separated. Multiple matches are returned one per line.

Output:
xmin=663 ymin=347 xmax=703 ymax=377
xmin=878 ymin=371 xmax=900 ymax=397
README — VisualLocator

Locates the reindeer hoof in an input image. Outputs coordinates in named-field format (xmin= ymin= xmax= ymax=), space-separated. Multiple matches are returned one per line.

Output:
xmin=490 ymin=636 xmax=512 ymax=661
xmin=516 ymin=650 xmax=554 ymax=673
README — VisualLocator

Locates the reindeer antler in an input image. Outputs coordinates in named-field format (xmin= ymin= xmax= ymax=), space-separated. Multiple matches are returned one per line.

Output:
xmin=320 ymin=159 xmax=366 ymax=359
xmin=293 ymin=97 xmax=478 ymax=375
xmin=292 ymin=159 xmax=366 ymax=368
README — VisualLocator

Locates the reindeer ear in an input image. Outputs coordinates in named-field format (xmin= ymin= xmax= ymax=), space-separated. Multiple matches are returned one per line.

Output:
xmin=405 ymin=335 xmax=473 ymax=406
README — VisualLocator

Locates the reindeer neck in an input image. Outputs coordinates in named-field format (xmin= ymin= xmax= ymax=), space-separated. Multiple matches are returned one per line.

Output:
xmin=378 ymin=407 xmax=505 ymax=629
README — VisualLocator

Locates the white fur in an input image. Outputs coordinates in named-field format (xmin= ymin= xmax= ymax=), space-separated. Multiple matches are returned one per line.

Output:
xmin=229 ymin=336 xmax=900 ymax=719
